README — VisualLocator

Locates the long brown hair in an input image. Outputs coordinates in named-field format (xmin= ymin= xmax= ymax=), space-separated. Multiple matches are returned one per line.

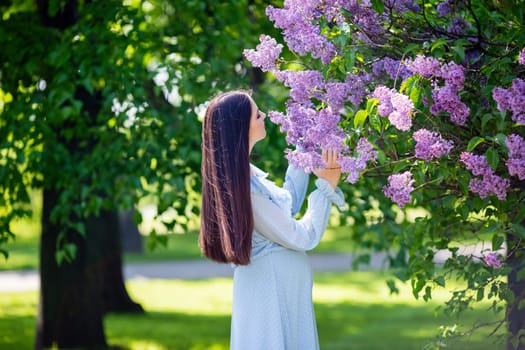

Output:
xmin=199 ymin=91 xmax=254 ymax=265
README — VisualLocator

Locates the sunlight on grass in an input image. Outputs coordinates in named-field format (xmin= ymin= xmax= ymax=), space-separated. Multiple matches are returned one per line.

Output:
xmin=127 ymin=278 xmax=232 ymax=315
xmin=114 ymin=272 xmax=505 ymax=350
xmin=0 ymin=273 xmax=506 ymax=349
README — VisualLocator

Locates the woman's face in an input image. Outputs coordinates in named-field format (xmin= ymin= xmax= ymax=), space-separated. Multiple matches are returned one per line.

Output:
xmin=248 ymin=97 xmax=266 ymax=151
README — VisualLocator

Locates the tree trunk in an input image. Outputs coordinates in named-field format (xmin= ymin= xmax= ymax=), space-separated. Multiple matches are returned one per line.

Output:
xmin=34 ymin=2 xmax=144 ymax=346
xmin=507 ymin=229 xmax=525 ymax=350
xmin=35 ymin=189 xmax=107 ymax=349
xmin=119 ymin=209 xmax=143 ymax=253
xmin=102 ymin=210 xmax=144 ymax=314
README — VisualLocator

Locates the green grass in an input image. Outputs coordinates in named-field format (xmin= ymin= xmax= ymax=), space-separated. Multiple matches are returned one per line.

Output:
xmin=0 ymin=271 xmax=506 ymax=350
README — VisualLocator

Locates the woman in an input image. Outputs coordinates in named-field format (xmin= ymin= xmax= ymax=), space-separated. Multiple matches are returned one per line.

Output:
xmin=200 ymin=90 xmax=346 ymax=350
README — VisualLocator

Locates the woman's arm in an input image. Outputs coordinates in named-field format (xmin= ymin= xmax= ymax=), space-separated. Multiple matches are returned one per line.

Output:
xmin=283 ymin=165 xmax=309 ymax=216
xmin=252 ymin=178 xmax=345 ymax=251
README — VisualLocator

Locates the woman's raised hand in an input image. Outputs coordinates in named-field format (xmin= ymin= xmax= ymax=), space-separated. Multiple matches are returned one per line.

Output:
xmin=313 ymin=149 xmax=341 ymax=190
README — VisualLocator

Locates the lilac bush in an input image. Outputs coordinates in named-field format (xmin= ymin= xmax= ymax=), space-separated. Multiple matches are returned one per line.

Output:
xmin=244 ymin=0 xmax=525 ymax=345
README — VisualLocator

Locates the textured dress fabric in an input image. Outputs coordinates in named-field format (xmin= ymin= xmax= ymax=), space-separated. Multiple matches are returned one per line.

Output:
xmin=230 ymin=164 xmax=346 ymax=350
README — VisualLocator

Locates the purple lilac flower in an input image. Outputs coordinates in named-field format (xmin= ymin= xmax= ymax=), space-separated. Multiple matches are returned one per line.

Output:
xmin=519 ymin=47 xmax=525 ymax=65
xmin=339 ymin=155 xmax=366 ymax=184
xmin=460 ymin=152 xmax=510 ymax=200
xmin=266 ymin=1 xmax=337 ymax=64
xmin=243 ymin=34 xmax=283 ymax=72
xmin=492 ymin=78 xmax=525 ymax=124
xmin=341 ymin=0 xmax=385 ymax=44
xmin=413 ymin=129 xmax=453 ymax=161
xmin=373 ymin=57 xmax=411 ymax=81
xmin=440 ymin=62 xmax=465 ymax=91
xmin=404 ymin=55 xmax=441 ymax=78
xmin=448 ymin=16 xmax=469 ymax=35
xmin=460 ymin=152 xmax=492 ymax=177
xmin=372 ymin=85 xmax=414 ymax=131
xmin=483 ymin=252 xmax=502 ymax=268
xmin=306 ymin=108 xmax=346 ymax=150
xmin=430 ymin=86 xmax=470 ymax=125
xmin=373 ymin=85 xmax=394 ymax=117
xmin=274 ymin=70 xmax=325 ymax=104
xmin=436 ymin=0 xmax=452 ymax=17
xmin=286 ymin=148 xmax=323 ymax=174
xmin=325 ymin=81 xmax=352 ymax=112
xmin=322 ymin=138 xmax=377 ymax=184
xmin=345 ymin=72 xmax=372 ymax=107
xmin=389 ymin=92 xmax=414 ymax=131
xmin=492 ymin=87 xmax=512 ymax=111
xmin=506 ymin=134 xmax=525 ymax=180
xmin=356 ymin=137 xmax=378 ymax=162
xmin=383 ymin=171 xmax=415 ymax=208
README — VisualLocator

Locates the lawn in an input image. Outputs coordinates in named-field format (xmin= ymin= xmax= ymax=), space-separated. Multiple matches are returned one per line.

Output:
xmin=0 ymin=271 xmax=506 ymax=350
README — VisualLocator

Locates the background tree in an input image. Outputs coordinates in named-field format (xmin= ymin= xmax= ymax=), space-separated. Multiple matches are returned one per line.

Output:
xmin=244 ymin=0 xmax=524 ymax=348
xmin=0 ymin=0 xmax=286 ymax=348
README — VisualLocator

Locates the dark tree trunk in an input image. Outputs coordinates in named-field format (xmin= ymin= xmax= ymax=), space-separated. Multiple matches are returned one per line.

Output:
xmin=102 ymin=210 xmax=143 ymax=314
xmin=35 ymin=189 xmax=107 ymax=349
xmin=507 ymin=229 xmax=525 ymax=350
xmin=119 ymin=209 xmax=143 ymax=254
xmin=34 ymin=2 xmax=144 ymax=347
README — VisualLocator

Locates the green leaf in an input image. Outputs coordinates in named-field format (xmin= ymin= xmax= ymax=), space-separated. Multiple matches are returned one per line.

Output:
xmin=451 ymin=45 xmax=465 ymax=61
xmin=435 ymin=275 xmax=446 ymax=287
xmin=476 ymin=287 xmax=484 ymax=301
xmin=511 ymin=223 xmax=525 ymax=239
xmin=467 ymin=137 xmax=485 ymax=152
xmin=370 ymin=0 xmax=385 ymax=14
xmin=386 ymin=279 xmax=400 ymax=294
xmin=55 ymin=250 xmax=65 ymax=266
xmin=517 ymin=267 xmax=525 ymax=282
xmin=485 ymin=148 xmax=499 ymax=170
xmin=354 ymin=109 xmax=368 ymax=128
xmin=63 ymin=243 xmax=77 ymax=261
xmin=369 ymin=113 xmax=382 ymax=133
xmin=492 ymin=234 xmax=504 ymax=251
xmin=366 ymin=98 xmax=378 ymax=115
xmin=403 ymin=43 xmax=420 ymax=56
xmin=481 ymin=114 xmax=493 ymax=131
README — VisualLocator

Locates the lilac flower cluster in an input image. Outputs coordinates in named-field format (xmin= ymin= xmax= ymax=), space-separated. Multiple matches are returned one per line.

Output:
xmin=404 ymin=55 xmax=470 ymax=125
xmin=448 ymin=16 xmax=470 ymax=35
xmin=383 ymin=171 xmax=415 ymax=208
xmin=483 ymin=252 xmax=502 ymax=268
xmin=519 ymin=47 xmax=525 ymax=65
xmin=243 ymin=35 xmax=283 ymax=73
xmin=266 ymin=0 xmax=337 ymax=64
xmin=460 ymin=152 xmax=510 ymax=200
xmin=492 ymin=78 xmax=525 ymax=125
xmin=372 ymin=85 xmax=414 ymax=131
xmin=436 ymin=0 xmax=452 ymax=17
xmin=339 ymin=138 xmax=378 ymax=183
xmin=404 ymin=55 xmax=441 ymax=78
xmin=372 ymin=57 xmax=412 ymax=81
xmin=505 ymin=134 xmax=525 ymax=180
xmin=274 ymin=70 xmax=325 ymax=105
xmin=413 ymin=129 xmax=454 ymax=161
xmin=341 ymin=0 xmax=385 ymax=44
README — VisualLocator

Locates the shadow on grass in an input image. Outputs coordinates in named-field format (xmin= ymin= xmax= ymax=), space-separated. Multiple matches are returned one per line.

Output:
xmin=315 ymin=302 xmax=505 ymax=350
xmin=0 ymin=304 xmax=506 ymax=350
xmin=0 ymin=270 xmax=507 ymax=350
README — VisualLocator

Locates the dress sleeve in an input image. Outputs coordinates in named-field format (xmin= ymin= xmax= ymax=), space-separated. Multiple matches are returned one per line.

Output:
xmin=282 ymin=165 xmax=309 ymax=216
xmin=252 ymin=178 xmax=346 ymax=251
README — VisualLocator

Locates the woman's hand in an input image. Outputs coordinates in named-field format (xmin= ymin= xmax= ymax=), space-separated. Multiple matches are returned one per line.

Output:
xmin=313 ymin=149 xmax=341 ymax=190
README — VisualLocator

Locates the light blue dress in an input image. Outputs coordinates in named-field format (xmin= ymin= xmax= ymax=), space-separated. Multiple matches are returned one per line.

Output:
xmin=230 ymin=164 xmax=347 ymax=350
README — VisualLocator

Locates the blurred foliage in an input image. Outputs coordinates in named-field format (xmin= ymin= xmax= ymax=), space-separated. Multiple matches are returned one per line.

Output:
xmin=0 ymin=0 xmax=291 ymax=260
